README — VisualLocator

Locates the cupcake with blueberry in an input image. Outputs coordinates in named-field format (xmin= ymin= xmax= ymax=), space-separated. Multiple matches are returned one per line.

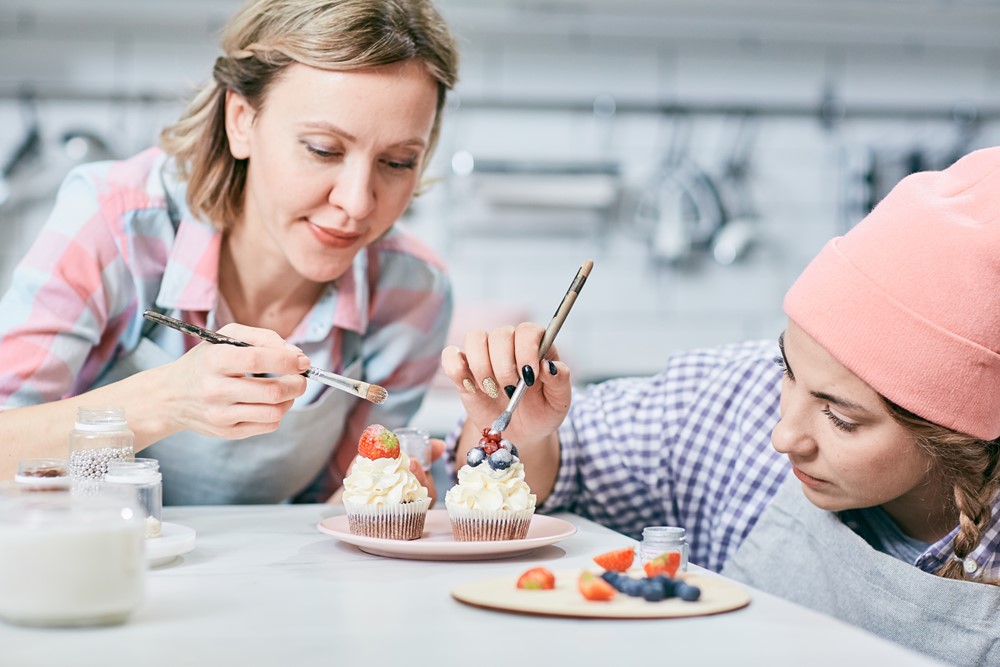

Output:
xmin=342 ymin=424 xmax=431 ymax=540
xmin=445 ymin=428 xmax=536 ymax=541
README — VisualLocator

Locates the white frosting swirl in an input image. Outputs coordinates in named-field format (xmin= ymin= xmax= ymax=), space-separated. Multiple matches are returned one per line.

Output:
xmin=445 ymin=458 xmax=536 ymax=512
xmin=342 ymin=453 xmax=428 ymax=506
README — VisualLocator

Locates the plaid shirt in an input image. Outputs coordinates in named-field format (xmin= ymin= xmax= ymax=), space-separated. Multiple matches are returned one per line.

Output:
xmin=540 ymin=340 xmax=1000 ymax=579
xmin=0 ymin=148 xmax=452 ymax=498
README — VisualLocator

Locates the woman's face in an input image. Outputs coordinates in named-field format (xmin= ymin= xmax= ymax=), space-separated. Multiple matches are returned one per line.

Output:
xmin=225 ymin=60 xmax=438 ymax=283
xmin=771 ymin=320 xmax=942 ymax=520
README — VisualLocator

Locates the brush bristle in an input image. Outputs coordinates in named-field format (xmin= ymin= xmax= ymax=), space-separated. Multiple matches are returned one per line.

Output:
xmin=366 ymin=384 xmax=388 ymax=404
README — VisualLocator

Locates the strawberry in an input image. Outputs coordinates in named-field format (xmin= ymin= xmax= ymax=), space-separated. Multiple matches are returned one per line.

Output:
xmin=643 ymin=551 xmax=682 ymax=578
xmin=593 ymin=547 xmax=635 ymax=572
xmin=358 ymin=424 xmax=400 ymax=460
xmin=578 ymin=571 xmax=616 ymax=601
xmin=516 ymin=567 xmax=556 ymax=590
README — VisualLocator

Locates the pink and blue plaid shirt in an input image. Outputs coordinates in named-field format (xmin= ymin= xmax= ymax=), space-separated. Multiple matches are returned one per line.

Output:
xmin=0 ymin=148 xmax=452 ymax=499
xmin=538 ymin=340 xmax=1000 ymax=579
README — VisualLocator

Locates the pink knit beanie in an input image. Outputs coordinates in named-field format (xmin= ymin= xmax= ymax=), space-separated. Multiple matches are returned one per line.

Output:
xmin=784 ymin=146 xmax=1000 ymax=440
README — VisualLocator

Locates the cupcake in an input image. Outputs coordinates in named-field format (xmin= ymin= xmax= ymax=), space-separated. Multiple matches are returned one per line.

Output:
xmin=445 ymin=428 xmax=536 ymax=541
xmin=342 ymin=424 xmax=431 ymax=540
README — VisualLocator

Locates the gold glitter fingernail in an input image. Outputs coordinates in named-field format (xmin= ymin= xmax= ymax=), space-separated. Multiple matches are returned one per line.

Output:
xmin=462 ymin=378 xmax=477 ymax=394
xmin=482 ymin=377 xmax=499 ymax=399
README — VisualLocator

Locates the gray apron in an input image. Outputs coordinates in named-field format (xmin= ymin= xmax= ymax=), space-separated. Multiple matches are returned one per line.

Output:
xmin=722 ymin=475 xmax=1000 ymax=666
xmin=93 ymin=332 xmax=361 ymax=505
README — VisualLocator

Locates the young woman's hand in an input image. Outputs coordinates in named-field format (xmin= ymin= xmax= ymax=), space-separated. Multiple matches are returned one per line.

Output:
xmin=156 ymin=323 xmax=310 ymax=439
xmin=441 ymin=322 xmax=573 ymax=449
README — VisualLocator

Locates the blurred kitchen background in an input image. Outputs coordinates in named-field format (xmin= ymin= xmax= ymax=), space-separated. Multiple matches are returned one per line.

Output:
xmin=1 ymin=0 xmax=999 ymax=437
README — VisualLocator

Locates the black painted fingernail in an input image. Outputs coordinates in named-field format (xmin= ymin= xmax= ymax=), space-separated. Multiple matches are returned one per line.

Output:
xmin=548 ymin=359 xmax=557 ymax=376
xmin=522 ymin=365 xmax=535 ymax=387
xmin=504 ymin=385 xmax=516 ymax=398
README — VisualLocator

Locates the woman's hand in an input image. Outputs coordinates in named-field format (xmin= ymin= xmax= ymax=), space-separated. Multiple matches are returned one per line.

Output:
xmin=156 ymin=323 xmax=310 ymax=440
xmin=441 ymin=322 xmax=568 ymax=504
xmin=441 ymin=322 xmax=572 ymax=447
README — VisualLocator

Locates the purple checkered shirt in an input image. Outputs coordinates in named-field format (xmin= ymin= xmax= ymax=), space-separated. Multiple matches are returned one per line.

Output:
xmin=535 ymin=340 xmax=1000 ymax=579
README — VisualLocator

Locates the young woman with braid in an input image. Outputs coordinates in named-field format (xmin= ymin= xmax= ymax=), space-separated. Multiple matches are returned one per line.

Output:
xmin=442 ymin=147 xmax=1000 ymax=665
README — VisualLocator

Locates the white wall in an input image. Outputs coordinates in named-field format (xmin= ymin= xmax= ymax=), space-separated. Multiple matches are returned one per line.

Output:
xmin=1 ymin=0 xmax=998 ymax=435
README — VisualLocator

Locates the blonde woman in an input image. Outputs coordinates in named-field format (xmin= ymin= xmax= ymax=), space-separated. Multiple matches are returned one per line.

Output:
xmin=444 ymin=147 xmax=1000 ymax=665
xmin=0 ymin=0 xmax=459 ymax=504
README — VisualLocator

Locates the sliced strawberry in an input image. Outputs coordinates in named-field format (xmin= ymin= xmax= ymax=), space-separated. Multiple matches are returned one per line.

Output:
xmin=516 ymin=567 xmax=556 ymax=590
xmin=643 ymin=551 xmax=682 ymax=578
xmin=358 ymin=424 xmax=400 ymax=460
xmin=593 ymin=547 xmax=635 ymax=572
xmin=578 ymin=571 xmax=616 ymax=601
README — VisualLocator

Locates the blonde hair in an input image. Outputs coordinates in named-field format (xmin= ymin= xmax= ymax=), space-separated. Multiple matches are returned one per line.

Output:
xmin=160 ymin=0 xmax=459 ymax=229
xmin=883 ymin=399 xmax=1000 ymax=586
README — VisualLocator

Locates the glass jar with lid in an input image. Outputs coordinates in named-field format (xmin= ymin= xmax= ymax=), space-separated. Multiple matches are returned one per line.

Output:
xmin=0 ymin=482 xmax=145 ymax=627
xmin=68 ymin=407 xmax=135 ymax=482
xmin=15 ymin=458 xmax=71 ymax=491
xmin=395 ymin=427 xmax=432 ymax=471
xmin=640 ymin=525 xmax=689 ymax=573
xmin=105 ymin=458 xmax=162 ymax=538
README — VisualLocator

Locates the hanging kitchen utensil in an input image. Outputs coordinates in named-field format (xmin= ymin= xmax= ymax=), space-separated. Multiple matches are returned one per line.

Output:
xmin=710 ymin=113 xmax=760 ymax=265
xmin=632 ymin=114 xmax=726 ymax=265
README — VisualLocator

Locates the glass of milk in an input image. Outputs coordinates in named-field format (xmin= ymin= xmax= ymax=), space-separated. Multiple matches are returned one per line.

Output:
xmin=0 ymin=482 xmax=145 ymax=627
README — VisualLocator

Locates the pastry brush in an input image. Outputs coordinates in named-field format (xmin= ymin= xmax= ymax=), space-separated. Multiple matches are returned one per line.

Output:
xmin=490 ymin=260 xmax=593 ymax=434
xmin=142 ymin=310 xmax=388 ymax=404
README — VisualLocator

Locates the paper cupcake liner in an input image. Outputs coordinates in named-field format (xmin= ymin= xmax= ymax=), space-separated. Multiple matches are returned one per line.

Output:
xmin=445 ymin=503 xmax=535 ymax=541
xmin=344 ymin=498 xmax=431 ymax=541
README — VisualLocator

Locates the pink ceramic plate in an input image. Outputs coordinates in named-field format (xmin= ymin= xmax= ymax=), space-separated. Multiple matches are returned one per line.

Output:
xmin=317 ymin=509 xmax=576 ymax=561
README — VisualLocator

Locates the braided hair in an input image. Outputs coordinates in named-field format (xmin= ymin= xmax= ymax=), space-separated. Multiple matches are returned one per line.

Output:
xmin=883 ymin=398 xmax=1000 ymax=585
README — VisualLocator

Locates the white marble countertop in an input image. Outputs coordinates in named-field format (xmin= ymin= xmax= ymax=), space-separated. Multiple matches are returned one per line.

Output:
xmin=1 ymin=504 xmax=945 ymax=666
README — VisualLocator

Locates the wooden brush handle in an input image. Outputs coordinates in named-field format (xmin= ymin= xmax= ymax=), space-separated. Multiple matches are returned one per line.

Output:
xmin=538 ymin=260 xmax=593 ymax=358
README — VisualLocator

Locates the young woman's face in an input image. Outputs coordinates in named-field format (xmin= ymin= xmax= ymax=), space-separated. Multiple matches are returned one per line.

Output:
xmin=226 ymin=60 xmax=438 ymax=283
xmin=771 ymin=320 xmax=939 ymax=516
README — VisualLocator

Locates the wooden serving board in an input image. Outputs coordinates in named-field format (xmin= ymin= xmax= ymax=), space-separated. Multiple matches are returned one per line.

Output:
xmin=452 ymin=569 xmax=751 ymax=619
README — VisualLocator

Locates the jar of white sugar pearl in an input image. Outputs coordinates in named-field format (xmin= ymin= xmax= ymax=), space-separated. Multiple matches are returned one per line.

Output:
xmin=68 ymin=407 xmax=135 ymax=482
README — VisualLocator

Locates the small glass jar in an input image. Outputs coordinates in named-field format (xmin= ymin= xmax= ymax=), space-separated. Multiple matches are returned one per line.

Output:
xmin=395 ymin=427 xmax=432 ymax=471
xmin=105 ymin=458 xmax=162 ymax=538
xmin=15 ymin=458 xmax=71 ymax=491
xmin=68 ymin=407 xmax=135 ymax=482
xmin=640 ymin=526 xmax=689 ymax=572
xmin=0 ymin=482 xmax=145 ymax=627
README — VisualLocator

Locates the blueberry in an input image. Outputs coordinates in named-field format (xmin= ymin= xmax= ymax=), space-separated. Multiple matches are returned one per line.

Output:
xmin=488 ymin=448 xmax=513 ymax=470
xmin=675 ymin=582 xmax=701 ymax=602
xmin=641 ymin=581 xmax=667 ymax=602
xmin=622 ymin=578 xmax=646 ymax=597
xmin=600 ymin=571 xmax=619 ymax=585
xmin=654 ymin=575 xmax=677 ymax=598
xmin=497 ymin=439 xmax=520 ymax=458
xmin=466 ymin=448 xmax=486 ymax=467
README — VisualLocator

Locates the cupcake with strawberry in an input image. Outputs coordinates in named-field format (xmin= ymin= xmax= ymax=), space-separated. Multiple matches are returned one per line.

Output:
xmin=342 ymin=424 xmax=431 ymax=540
xmin=445 ymin=428 xmax=536 ymax=541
